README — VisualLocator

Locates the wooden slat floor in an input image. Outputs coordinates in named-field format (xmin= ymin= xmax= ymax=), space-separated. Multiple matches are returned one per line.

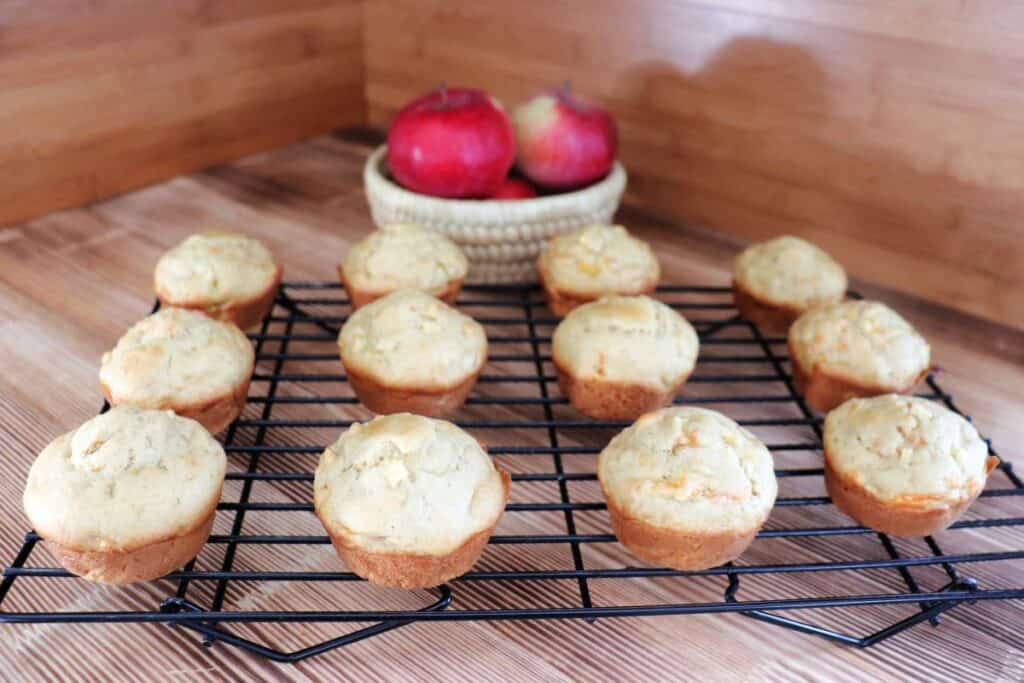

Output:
xmin=0 ymin=131 xmax=1020 ymax=681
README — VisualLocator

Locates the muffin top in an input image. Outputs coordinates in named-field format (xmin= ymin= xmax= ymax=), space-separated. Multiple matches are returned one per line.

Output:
xmin=339 ymin=289 xmax=487 ymax=387
xmin=155 ymin=232 xmax=279 ymax=306
xmin=538 ymin=225 xmax=660 ymax=297
xmin=100 ymin=307 xmax=254 ymax=408
xmin=23 ymin=406 xmax=226 ymax=552
xmin=789 ymin=301 xmax=930 ymax=388
xmin=599 ymin=407 xmax=777 ymax=532
xmin=734 ymin=235 xmax=846 ymax=309
xmin=825 ymin=395 xmax=992 ymax=506
xmin=314 ymin=413 xmax=506 ymax=555
xmin=341 ymin=223 xmax=469 ymax=295
xmin=552 ymin=296 xmax=699 ymax=391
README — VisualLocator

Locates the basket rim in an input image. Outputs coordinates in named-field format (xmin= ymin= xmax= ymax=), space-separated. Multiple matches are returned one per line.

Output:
xmin=363 ymin=145 xmax=627 ymax=216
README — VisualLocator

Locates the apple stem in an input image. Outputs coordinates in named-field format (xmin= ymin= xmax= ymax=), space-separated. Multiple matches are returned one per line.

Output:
xmin=561 ymin=80 xmax=572 ymax=97
xmin=439 ymin=82 xmax=447 ymax=105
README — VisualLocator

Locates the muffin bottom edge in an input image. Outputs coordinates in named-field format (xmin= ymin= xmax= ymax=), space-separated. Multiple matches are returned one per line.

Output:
xmin=321 ymin=469 xmax=511 ymax=589
xmin=45 ymin=512 xmax=216 ymax=585
xmin=823 ymin=456 xmax=979 ymax=537
xmin=605 ymin=496 xmax=763 ymax=571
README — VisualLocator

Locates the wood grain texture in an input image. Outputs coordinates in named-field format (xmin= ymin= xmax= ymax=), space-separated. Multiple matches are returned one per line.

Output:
xmin=0 ymin=133 xmax=1021 ymax=680
xmin=0 ymin=0 xmax=365 ymax=228
xmin=363 ymin=0 xmax=1024 ymax=329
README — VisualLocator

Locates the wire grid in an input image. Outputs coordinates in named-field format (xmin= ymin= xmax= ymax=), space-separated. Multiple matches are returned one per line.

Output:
xmin=1 ymin=282 xmax=1022 ymax=662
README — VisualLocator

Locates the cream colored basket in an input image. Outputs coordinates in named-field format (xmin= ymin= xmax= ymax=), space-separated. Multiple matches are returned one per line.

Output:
xmin=363 ymin=146 xmax=627 ymax=284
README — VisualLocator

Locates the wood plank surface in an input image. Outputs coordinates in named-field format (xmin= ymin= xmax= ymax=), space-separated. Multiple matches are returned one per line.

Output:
xmin=363 ymin=0 xmax=1024 ymax=329
xmin=0 ymin=132 xmax=1020 ymax=680
xmin=7 ymin=0 xmax=1024 ymax=331
xmin=0 ymin=0 xmax=365 ymax=228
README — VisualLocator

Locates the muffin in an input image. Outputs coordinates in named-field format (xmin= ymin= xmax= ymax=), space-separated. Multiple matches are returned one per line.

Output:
xmin=22 ymin=406 xmax=226 ymax=584
xmin=339 ymin=223 xmax=469 ymax=308
xmin=154 ymin=232 xmax=282 ymax=329
xmin=788 ymin=300 xmax=931 ymax=412
xmin=598 ymin=407 xmax=777 ymax=570
xmin=552 ymin=296 xmax=699 ymax=420
xmin=733 ymin=235 xmax=847 ymax=333
xmin=537 ymin=224 xmax=660 ymax=317
xmin=314 ymin=413 xmax=509 ymax=588
xmin=99 ymin=307 xmax=254 ymax=434
xmin=338 ymin=289 xmax=488 ymax=416
xmin=824 ymin=395 xmax=998 ymax=536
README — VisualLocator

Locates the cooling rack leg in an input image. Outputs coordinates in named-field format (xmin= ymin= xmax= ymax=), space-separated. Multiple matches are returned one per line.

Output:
xmin=727 ymin=568 xmax=980 ymax=647
xmin=159 ymin=586 xmax=453 ymax=662
xmin=877 ymin=533 xmax=940 ymax=626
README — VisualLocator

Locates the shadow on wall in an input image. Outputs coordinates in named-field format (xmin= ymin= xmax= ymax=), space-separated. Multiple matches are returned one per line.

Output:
xmin=615 ymin=37 xmax=1002 ymax=308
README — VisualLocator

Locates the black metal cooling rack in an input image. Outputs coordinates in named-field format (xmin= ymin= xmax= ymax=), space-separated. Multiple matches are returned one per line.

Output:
xmin=1 ymin=282 xmax=1022 ymax=663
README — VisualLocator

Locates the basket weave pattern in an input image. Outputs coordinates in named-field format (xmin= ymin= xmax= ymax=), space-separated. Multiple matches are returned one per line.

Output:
xmin=363 ymin=146 xmax=627 ymax=283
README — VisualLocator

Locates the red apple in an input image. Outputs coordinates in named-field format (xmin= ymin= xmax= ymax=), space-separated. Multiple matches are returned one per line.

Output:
xmin=387 ymin=86 xmax=516 ymax=198
xmin=489 ymin=177 xmax=538 ymax=200
xmin=512 ymin=85 xmax=617 ymax=190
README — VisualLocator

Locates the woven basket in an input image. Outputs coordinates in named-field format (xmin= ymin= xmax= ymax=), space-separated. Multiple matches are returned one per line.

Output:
xmin=363 ymin=146 xmax=627 ymax=284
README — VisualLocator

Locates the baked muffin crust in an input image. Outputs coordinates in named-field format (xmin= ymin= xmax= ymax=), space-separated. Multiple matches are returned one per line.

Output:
xmin=824 ymin=395 xmax=991 ymax=507
xmin=339 ymin=289 xmax=487 ymax=390
xmin=154 ymin=232 xmax=282 ymax=328
xmin=100 ymin=307 xmax=254 ymax=409
xmin=23 ymin=406 xmax=226 ymax=554
xmin=314 ymin=413 xmax=506 ymax=556
xmin=340 ymin=223 xmax=468 ymax=305
xmin=734 ymin=235 xmax=846 ymax=310
xmin=552 ymin=296 xmax=698 ymax=392
xmin=789 ymin=300 xmax=930 ymax=391
xmin=599 ymin=407 xmax=777 ymax=533
xmin=538 ymin=225 xmax=659 ymax=315
xmin=156 ymin=232 xmax=278 ymax=306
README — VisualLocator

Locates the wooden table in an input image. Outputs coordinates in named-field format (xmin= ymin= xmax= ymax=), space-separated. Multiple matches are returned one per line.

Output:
xmin=0 ymin=132 xmax=1021 ymax=681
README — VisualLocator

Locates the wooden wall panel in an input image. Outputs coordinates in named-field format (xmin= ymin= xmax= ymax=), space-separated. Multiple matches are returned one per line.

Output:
xmin=0 ymin=0 xmax=365 ymax=226
xmin=364 ymin=0 xmax=1024 ymax=327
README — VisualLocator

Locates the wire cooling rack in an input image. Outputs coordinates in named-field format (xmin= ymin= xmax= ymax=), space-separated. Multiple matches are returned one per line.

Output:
xmin=1 ymin=282 xmax=1021 ymax=662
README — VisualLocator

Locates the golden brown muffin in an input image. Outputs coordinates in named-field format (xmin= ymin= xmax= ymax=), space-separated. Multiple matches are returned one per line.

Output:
xmin=598 ymin=407 xmax=777 ymax=570
xmin=732 ymin=235 xmax=847 ymax=333
xmin=551 ymin=296 xmax=699 ymax=420
xmin=823 ymin=395 xmax=997 ymax=536
xmin=22 ymin=406 xmax=226 ymax=584
xmin=537 ymin=224 xmax=660 ymax=317
xmin=154 ymin=232 xmax=283 ymax=329
xmin=314 ymin=413 xmax=509 ymax=588
xmin=339 ymin=223 xmax=469 ymax=308
xmin=99 ymin=307 xmax=254 ymax=434
xmin=338 ymin=289 xmax=488 ymax=416
xmin=788 ymin=300 xmax=931 ymax=412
